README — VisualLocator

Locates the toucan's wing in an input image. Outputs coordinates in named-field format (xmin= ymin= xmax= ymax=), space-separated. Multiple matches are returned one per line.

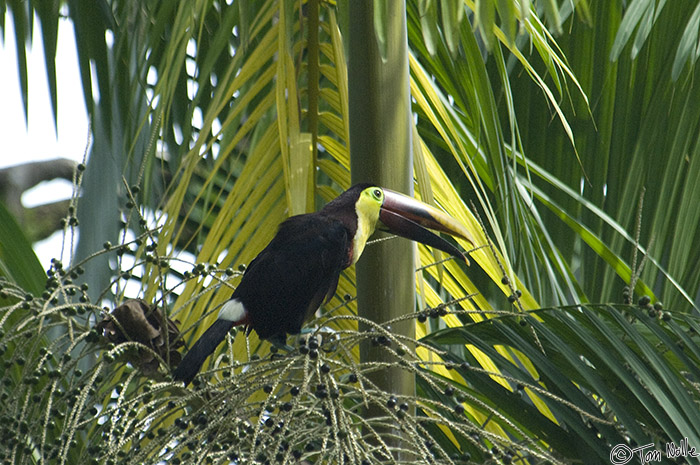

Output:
xmin=173 ymin=215 xmax=346 ymax=385
xmin=233 ymin=214 xmax=348 ymax=340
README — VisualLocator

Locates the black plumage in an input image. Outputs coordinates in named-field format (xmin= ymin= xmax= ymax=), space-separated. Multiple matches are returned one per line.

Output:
xmin=173 ymin=185 xmax=370 ymax=385
xmin=237 ymin=213 xmax=350 ymax=339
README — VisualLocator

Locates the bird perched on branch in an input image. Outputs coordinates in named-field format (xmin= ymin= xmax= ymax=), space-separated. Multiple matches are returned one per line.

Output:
xmin=173 ymin=184 xmax=473 ymax=385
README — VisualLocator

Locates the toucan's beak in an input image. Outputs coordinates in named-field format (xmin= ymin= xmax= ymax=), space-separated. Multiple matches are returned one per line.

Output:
xmin=378 ymin=189 xmax=475 ymax=264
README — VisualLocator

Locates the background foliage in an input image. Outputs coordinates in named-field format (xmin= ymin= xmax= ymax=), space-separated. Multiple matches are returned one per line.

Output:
xmin=2 ymin=0 xmax=700 ymax=463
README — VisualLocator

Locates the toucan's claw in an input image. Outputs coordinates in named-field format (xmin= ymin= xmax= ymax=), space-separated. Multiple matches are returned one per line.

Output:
xmin=267 ymin=333 xmax=294 ymax=353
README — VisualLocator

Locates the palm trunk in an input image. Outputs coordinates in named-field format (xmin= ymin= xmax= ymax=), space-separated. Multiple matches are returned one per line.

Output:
xmin=348 ymin=0 xmax=415 ymax=458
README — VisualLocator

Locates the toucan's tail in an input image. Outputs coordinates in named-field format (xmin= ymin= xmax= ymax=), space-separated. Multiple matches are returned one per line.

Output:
xmin=173 ymin=318 xmax=235 ymax=386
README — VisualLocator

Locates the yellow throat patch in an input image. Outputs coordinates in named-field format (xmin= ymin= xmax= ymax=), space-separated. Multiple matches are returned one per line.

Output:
xmin=351 ymin=187 xmax=384 ymax=264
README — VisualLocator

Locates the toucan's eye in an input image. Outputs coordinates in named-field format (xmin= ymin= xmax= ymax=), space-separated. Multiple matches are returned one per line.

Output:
xmin=372 ymin=188 xmax=382 ymax=200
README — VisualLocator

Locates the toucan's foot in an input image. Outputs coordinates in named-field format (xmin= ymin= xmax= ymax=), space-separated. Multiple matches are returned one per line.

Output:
xmin=267 ymin=333 xmax=295 ymax=353
xmin=303 ymin=326 xmax=340 ymax=352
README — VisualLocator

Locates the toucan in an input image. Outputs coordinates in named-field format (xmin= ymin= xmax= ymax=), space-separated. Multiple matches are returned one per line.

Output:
xmin=173 ymin=184 xmax=473 ymax=385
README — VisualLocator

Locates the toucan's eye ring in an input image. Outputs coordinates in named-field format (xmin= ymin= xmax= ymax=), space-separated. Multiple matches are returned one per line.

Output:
xmin=372 ymin=188 xmax=382 ymax=200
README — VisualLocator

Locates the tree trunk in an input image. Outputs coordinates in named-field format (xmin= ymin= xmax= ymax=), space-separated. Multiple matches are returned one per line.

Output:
xmin=348 ymin=0 xmax=415 ymax=459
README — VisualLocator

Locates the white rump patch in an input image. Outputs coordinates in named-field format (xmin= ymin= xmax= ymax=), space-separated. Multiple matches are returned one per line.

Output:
xmin=218 ymin=299 xmax=246 ymax=322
